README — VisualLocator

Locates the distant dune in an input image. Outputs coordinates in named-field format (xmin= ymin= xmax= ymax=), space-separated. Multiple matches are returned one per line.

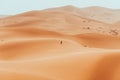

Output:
xmin=0 ymin=6 xmax=120 ymax=80
xmin=0 ymin=15 xmax=9 ymax=18
xmin=80 ymin=6 xmax=120 ymax=24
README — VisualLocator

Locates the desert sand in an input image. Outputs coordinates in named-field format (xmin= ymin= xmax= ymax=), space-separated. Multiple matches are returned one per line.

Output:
xmin=0 ymin=6 xmax=120 ymax=80
xmin=0 ymin=15 xmax=9 ymax=18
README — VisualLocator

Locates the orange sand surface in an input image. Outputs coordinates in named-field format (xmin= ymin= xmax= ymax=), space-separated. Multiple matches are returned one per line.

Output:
xmin=0 ymin=6 xmax=120 ymax=80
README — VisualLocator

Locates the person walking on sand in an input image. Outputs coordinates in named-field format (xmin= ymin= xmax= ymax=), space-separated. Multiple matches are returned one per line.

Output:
xmin=60 ymin=41 xmax=63 ymax=45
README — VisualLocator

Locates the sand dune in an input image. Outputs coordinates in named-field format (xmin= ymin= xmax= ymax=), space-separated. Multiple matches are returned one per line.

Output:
xmin=80 ymin=6 xmax=120 ymax=24
xmin=0 ymin=11 xmax=111 ymax=35
xmin=43 ymin=5 xmax=120 ymax=24
xmin=1 ymin=6 xmax=120 ymax=35
xmin=75 ymin=33 xmax=120 ymax=49
xmin=0 ymin=15 xmax=9 ymax=18
xmin=0 ymin=6 xmax=120 ymax=80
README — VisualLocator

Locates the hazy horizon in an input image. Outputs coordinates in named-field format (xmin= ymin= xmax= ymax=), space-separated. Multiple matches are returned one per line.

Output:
xmin=0 ymin=0 xmax=120 ymax=15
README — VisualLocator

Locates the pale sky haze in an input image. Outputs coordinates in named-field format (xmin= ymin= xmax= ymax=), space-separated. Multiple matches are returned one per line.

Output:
xmin=0 ymin=0 xmax=120 ymax=15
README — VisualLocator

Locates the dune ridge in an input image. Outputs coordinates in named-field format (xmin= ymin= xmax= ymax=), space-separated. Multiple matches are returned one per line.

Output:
xmin=0 ymin=6 xmax=120 ymax=80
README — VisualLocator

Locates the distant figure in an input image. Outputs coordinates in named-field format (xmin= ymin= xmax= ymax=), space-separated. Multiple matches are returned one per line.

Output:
xmin=60 ymin=41 xmax=63 ymax=45
xmin=84 ymin=45 xmax=87 ymax=47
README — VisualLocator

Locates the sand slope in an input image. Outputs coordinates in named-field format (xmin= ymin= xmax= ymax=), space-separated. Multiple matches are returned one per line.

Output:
xmin=43 ymin=5 xmax=120 ymax=24
xmin=80 ymin=6 xmax=120 ymax=24
xmin=0 ymin=6 xmax=120 ymax=80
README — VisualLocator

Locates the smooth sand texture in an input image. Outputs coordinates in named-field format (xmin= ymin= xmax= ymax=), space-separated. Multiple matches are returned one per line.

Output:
xmin=0 ymin=6 xmax=120 ymax=80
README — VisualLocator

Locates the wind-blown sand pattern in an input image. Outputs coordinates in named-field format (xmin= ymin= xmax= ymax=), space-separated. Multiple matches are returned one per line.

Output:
xmin=0 ymin=6 xmax=120 ymax=80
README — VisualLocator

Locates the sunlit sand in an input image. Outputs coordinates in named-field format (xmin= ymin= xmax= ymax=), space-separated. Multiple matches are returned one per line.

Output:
xmin=0 ymin=6 xmax=120 ymax=80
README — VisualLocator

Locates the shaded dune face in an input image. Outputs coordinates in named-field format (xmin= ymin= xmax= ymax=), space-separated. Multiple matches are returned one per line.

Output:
xmin=0 ymin=28 xmax=65 ymax=39
xmin=88 ymin=53 xmax=120 ymax=80
xmin=75 ymin=33 xmax=120 ymax=49
xmin=0 ymin=6 xmax=120 ymax=80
